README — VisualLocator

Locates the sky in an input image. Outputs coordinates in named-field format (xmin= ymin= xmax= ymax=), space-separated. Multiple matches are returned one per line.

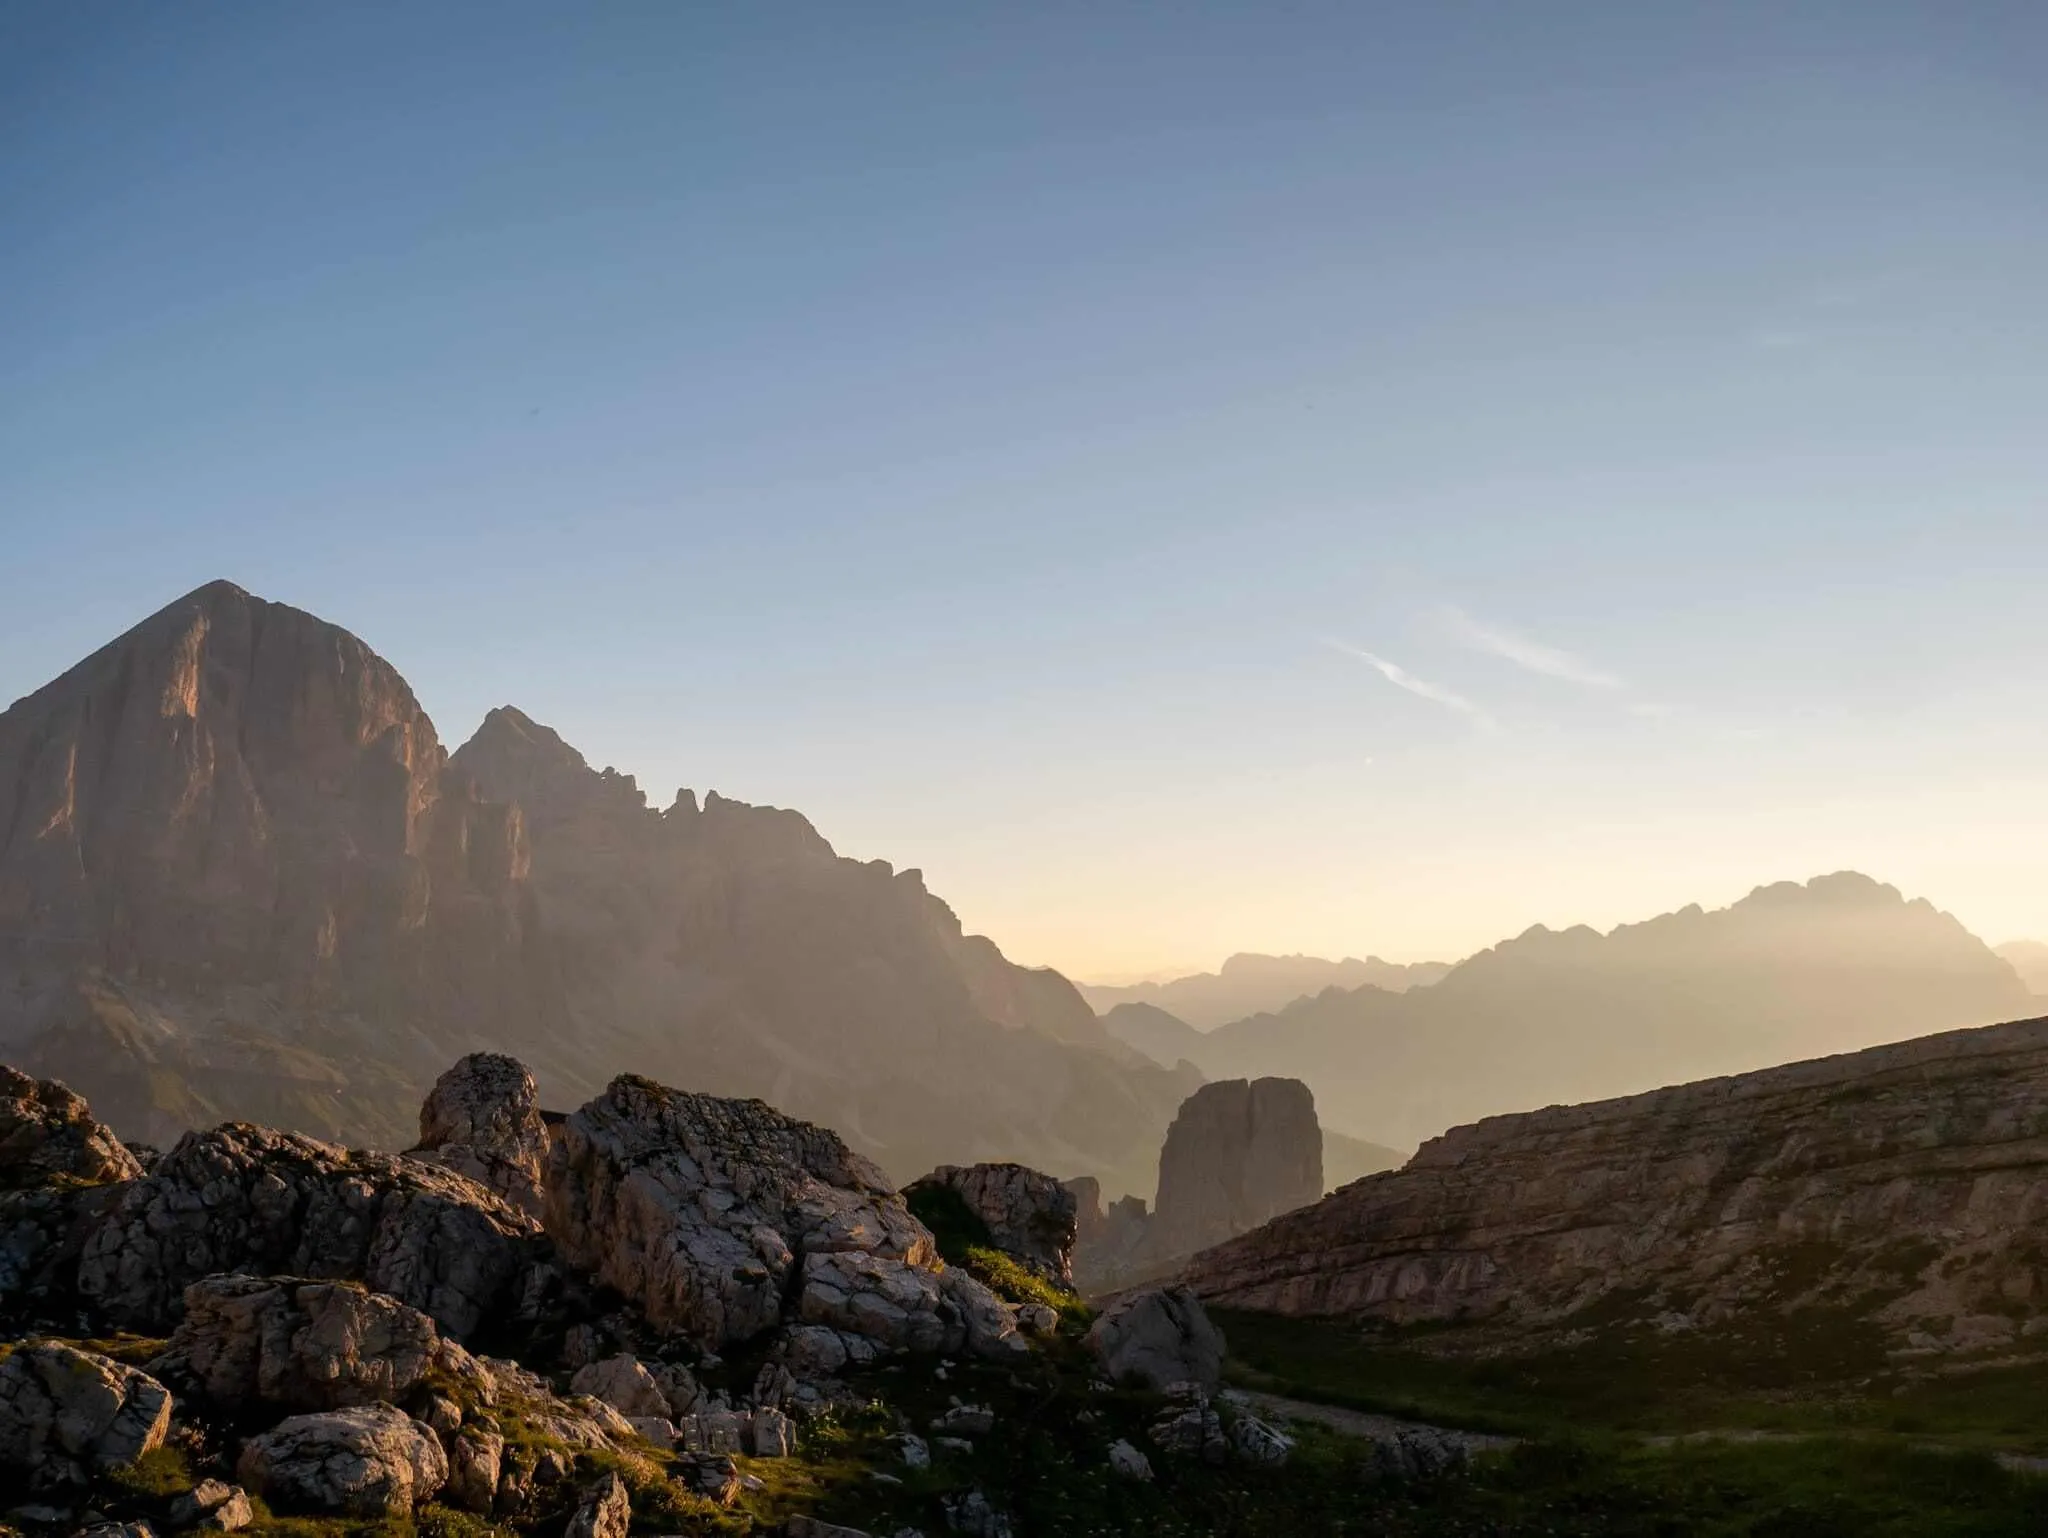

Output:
xmin=4 ymin=3 xmax=2046 ymax=981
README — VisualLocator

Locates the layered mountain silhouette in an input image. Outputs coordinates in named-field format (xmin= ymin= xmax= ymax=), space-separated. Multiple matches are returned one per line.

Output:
xmin=1079 ymin=951 xmax=1451 ymax=1028
xmin=0 ymin=581 xmax=1196 ymax=1195
xmin=1173 ymin=874 xmax=2037 ymax=1148
xmin=1996 ymin=941 xmax=2048 ymax=996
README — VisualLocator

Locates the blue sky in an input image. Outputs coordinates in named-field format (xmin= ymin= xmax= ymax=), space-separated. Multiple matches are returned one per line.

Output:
xmin=4 ymin=3 xmax=2046 ymax=976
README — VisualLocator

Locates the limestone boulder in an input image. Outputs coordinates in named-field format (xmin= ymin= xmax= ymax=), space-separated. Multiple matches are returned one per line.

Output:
xmin=77 ymin=1122 xmax=539 ymax=1339
xmin=542 ymin=1074 xmax=935 ymax=1347
xmin=152 ymin=1274 xmax=490 ymax=1410
xmin=236 ymin=1404 xmax=448 ymax=1517
xmin=0 ymin=1342 xmax=172 ymax=1483
xmin=444 ymin=1425 xmax=503 ymax=1513
xmin=906 ymin=1163 xmax=1078 ymax=1284
xmin=412 ymin=1054 xmax=550 ymax=1218
xmin=0 ymin=1067 xmax=142 ymax=1189
xmin=1085 ymin=1286 xmax=1225 ymax=1392
xmin=168 ymin=1480 xmax=254 ymax=1532
xmin=566 ymin=1353 xmax=696 ymax=1420
xmin=563 ymin=1471 xmax=629 ymax=1538
xmin=796 ymin=1251 xmax=1024 ymax=1360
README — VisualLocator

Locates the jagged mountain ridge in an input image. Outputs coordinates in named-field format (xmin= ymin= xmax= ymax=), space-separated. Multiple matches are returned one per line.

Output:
xmin=0 ymin=581 xmax=1195 ymax=1195
xmin=1179 ymin=873 xmax=2035 ymax=1148
xmin=1080 ymin=951 xmax=1452 ymax=1028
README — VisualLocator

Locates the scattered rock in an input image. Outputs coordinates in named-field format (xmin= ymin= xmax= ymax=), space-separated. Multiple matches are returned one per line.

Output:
xmin=929 ymin=1405 xmax=994 ymax=1436
xmin=1362 ymin=1425 xmax=1471 ymax=1482
xmin=0 ymin=1068 xmax=142 ymax=1188
xmin=941 ymin=1490 xmax=1012 ymax=1537
xmin=748 ymin=1406 xmax=796 ymax=1457
xmin=413 ymin=1054 xmax=552 ymax=1217
xmin=445 ymin=1425 xmax=503 ymax=1513
xmin=1229 ymin=1413 xmax=1294 ymax=1467
xmin=168 ymin=1480 xmax=252 ymax=1532
xmin=673 ymin=1451 xmax=741 ymax=1505
xmin=1084 ymin=1286 xmax=1225 ymax=1392
xmin=152 ymin=1274 xmax=489 ymax=1410
xmin=236 ymin=1403 xmax=448 ymax=1517
xmin=1149 ymin=1399 xmax=1227 ymax=1465
xmin=563 ymin=1471 xmax=629 ymax=1538
xmin=895 ymin=1433 xmax=930 ymax=1469
xmin=1106 ymin=1438 xmax=1153 ymax=1480
xmin=677 ymin=1406 xmax=745 ymax=1455
xmin=0 ymin=1342 xmax=172 ymax=1483
xmin=78 ymin=1124 xmax=539 ymax=1340
xmin=904 ymin=1164 xmax=1078 ymax=1284
xmin=568 ymin=1354 xmax=671 ymax=1419
xmin=542 ymin=1075 xmax=936 ymax=1347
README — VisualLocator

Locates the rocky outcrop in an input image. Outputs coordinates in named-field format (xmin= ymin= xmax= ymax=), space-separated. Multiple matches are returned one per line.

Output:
xmin=0 ymin=1342 xmax=172 ymax=1482
xmin=1182 ymin=1014 xmax=2048 ymax=1353
xmin=1085 ymin=1287 xmax=1226 ymax=1392
xmin=905 ymin=1163 xmax=1078 ymax=1283
xmin=543 ymin=1074 xmax=934 ymax=1345
xmin=237 ymin=1403 xmax=449 ymax=1517
xmin=0 ymin=1067 xmax=143 ymax=1188
xmin=1149 ymin=1078 xmax=1321 ymax=1263
xmin=796 ymin=1250 xmax=1023 ymax=1359
xmin=151 ymin=1274 xmax=488 ymax=1410
xmin=563 ymin=1471 xmax=629 ymax=1538
xmin=77 ymin=1122 xmax=538 ymax=1339
xmin=567 ymin=1353 xmax=699 ymax=1420
xmin=413 ymin=1053 xmax=550 ymax=1216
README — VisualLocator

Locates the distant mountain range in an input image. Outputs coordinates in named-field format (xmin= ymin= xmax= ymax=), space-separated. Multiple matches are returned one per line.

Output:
xmin=1996 ymin=941 xmax=2048 ymax=995
xmin=1079 ymin=952 xmax=1452 ymax=1028
xmin=0 ymin=581 xmax=1196 ymax=1198
xmin=1107 ymin=874 xmax=2036 ymax=1150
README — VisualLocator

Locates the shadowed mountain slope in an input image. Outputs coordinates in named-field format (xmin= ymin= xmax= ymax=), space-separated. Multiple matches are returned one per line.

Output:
xmin=0 ymin=582 xmax=1195 ymax=1194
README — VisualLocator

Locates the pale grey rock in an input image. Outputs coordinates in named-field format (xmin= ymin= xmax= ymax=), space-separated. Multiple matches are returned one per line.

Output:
xmin=929 ymin=1405 xmax=993 ymax=1436
xmin=748 ymin=1406 xmax=795 ymax=1457
xmin=905 ymin=1163 xmax=1078 ymax=1284
xmin=413 ymin=1053 xmax=550 ymax=1218
xmin=78 ymin=1123 xmax=539 ymax=1340
xmin=0 ymin=1342 xmax=171 ymax=1483
xmin=567 ymin=1354 xmax=670 ymax=1419
xmin=419 ymin=1393 xmax=463 ymax=1435
xmin=895 ymin=1433 xmax=929 ymax=1470
xmin=542 ymin=1075 xmax=935 ymax=1348
xmin=1149 ymin=1400 xmax=1227 ymax=1465
xmin=236 ymin=1404 xmax=448 ymax=1517
xmin=0 ymin=1067 xmax=142 ymax=1187
xmin=566 ymin=1396 xmax=637 ymax=1442
xmin=1106 ymin=1438 xmax=1152 ymax=1480
xmin=445 ymin=1425 xmax=503 ymax=1513
xmin=941 ymin=1491 xmax=1011 ymax=1537
xmin=676 ymin=1407 xmax=745 ymax=1455
xmin=1229 ymin=1413 xmax=1294 ymax=1467
xmin=1084 ymin=1286 xmax=1225 ymax=1392
xmin=169 ymin=1480 xmax=253 ymax=1532
xmin=797 ymin=1252 xmax=1024 ymax=1360
xmin=152 ymin=1274 xmax=489 ymax=1410
xmin=625 ymin=1416 xmax=676 ymax=1445
xmin=564 ymin=1471 xmax=629 ymax=1538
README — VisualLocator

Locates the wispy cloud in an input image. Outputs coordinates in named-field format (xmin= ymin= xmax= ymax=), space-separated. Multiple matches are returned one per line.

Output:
xmin=1326 ymin=639 xmax=1495 ymax=728
xmin=1442 ymin=607 xmax=1623 ymax=690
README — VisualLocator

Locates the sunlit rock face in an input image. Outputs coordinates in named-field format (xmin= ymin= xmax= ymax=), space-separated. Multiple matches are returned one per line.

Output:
xmin=0 ymin=580 xmax=1196 ymax=1195
xmin=1181 ymin=1014 xmax=2048 ymax=1354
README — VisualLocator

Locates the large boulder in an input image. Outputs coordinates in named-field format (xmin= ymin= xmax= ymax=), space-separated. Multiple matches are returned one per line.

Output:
xmin=77 ymin=1122 xmax=539 ymax=1339
xmin=796 ymin=1251 xmax=1024 ymax=1360
xmin=152 ymin=1274 xmax=489 ymax=1410
xmin=1085 ymin=1286 xmax=1226 ymax=1391
xmin=567 ymin=1353 xmax=697 ymax=1420
xmin=542 ymin=1075 xmax=936 ymax=1347
xmin=0 ymin=1067 xmax=143 ymax=1189
xmin=906 ymin=1163 xmax=1078 ymax=1284
xmin=237 ymin=1404 xmax=448 ymax=1517
xmin=412 ymin=1054 xmax=550 ymax=1218
xmin=0 ymin=1342 xmax=172 ymax=1483
xmin=1149 ymin=1078 xmax=1322 ymax=1263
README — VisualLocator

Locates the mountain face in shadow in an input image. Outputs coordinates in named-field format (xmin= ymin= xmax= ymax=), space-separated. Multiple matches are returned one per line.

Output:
xmin=1079 ymin=951 xmax=1452 ymax=1028
xmin=1183 ymin=874 xmax=2036 ymax=1149
xmin=1100 ymin=1002 xmax=1210 ymax=1068
xmin=0 ymin=582 xmax=1195 ymax=1196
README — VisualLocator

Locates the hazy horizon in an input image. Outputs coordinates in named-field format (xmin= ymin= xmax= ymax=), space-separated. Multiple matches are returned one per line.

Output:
xmin=7 ymin=5 xmax=2046 ymax=978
